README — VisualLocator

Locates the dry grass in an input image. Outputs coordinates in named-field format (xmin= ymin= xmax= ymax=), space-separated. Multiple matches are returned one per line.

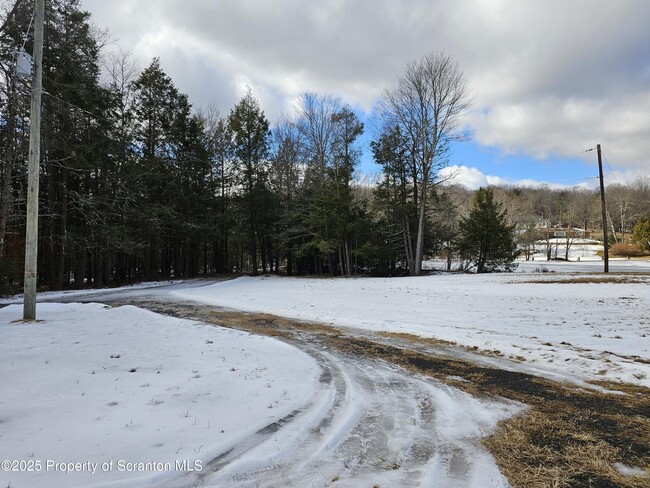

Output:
xmin=516 ymin=276 xmax=650 ymax=285
xmin=484 ymin=399 xmax=649 ymax=487
xmin=123 ymin=302 xmax=650 ymax=488
xmin=376 ymin=330 xmax=457 ymax=347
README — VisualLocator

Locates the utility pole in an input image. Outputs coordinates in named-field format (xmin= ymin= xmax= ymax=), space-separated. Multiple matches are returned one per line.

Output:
xmin=597 ymin=144 xmax=609 ymax=273
xmin=23 ymin=0 xmax=45 ymax=320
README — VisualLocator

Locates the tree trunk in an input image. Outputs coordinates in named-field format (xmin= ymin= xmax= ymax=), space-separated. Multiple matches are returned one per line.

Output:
xmin=345 ymin=240 xmax=352 ymax=277
xmin=414 ymin=184 xmax=427 ymax=275
xmin=260 ymin=235 xmax=267 ymax=274
xmin=287 ymin=249 xmax=293 ymax=276
xmin=403 ymin=218 xmax=414 ymax=274
xmin=74 ymin=247 xmax=85 ymax=288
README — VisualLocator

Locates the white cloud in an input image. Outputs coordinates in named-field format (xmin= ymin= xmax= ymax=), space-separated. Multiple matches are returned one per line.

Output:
xmin=439 ymin=165 xmax=594 ymax=190
xmin=81 ymin=0 xmax=650 ymax=176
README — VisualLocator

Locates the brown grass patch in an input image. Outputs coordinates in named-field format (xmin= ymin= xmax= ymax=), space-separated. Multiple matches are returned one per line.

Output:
xmin=517 ymin=276 xmax=649 ymax=285
xmin=376 ymin=331 xmax=457 ymax=347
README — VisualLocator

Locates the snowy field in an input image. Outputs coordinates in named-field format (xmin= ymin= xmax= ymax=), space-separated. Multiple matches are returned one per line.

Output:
xmin=424 ymin=238 xmax=650 ymax=274
xmin=1 ymin=254 xmax=649 ymax=486
xmin=173 ymin=273 xmax=650 ymax=388
xmin=0 ymin=303 xmax=319 ymax=488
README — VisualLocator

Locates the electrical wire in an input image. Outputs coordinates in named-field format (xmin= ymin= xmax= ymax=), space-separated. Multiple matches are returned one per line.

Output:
xmin=20 ymin=10 xmax=35 ymax=51
xmin=537 ymin=147 xmax=595 ymax=162
xmin=500 ymin=147 xmax=596 ymax=171
xmin=41 ymin=89 xmax=111 ymax=123
xmin=568 ymin=176 xmax=600 ymax=186
xmin=601 ymin=151 xmax=620 ymax=185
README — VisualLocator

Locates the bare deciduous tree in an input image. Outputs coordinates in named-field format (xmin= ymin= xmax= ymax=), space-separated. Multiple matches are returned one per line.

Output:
xmin=294 ymin=91 xmax=341 ymax=187
xmin=379 ymin=51 xmax=470 ymax=275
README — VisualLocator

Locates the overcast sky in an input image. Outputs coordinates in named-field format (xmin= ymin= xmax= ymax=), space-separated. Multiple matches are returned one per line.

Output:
xmin=81 ymin=0 xmax=650 ymax=188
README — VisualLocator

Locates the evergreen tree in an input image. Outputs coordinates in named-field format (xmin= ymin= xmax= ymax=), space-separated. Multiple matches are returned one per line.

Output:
xmin=25 ymin=0 xmax=110 ymax=289
xmin=0 ymin=0 xmax=32 ymax=278
xmin=130 ymin=58 xmax=194 ymax=279
xmin=201 ymin=109 xmax=233 ymax=274
xmin=291 ymin=93 xmax=367 ymax=276
xmin=269 ymin=119 xmax=302 ymax=275
xmin=457 ymin=187 xmax=519 ymax=273
xmin=371 ymin=125 xmax=417 ymax=274
xmin=330 ymin=105 xmax=363 ymax=276
xmin=228 ymin=89 xmax=270 ymax=275
xmin=172 ymin=113 xmax=213 ymax=277
xmin=632 ymin=218 xmax=650 ymax=252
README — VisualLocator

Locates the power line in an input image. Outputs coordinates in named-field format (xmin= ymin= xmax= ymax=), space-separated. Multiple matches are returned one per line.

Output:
xmin=601 ymin=151 xmax=620 ymax=185
xmin=41 ymin=89 xmax=111 ymax=123
xmin=567 ymin=175 xmax=600 ymax=186
xmin=536 ymin=147 xmax=595 ymax=163
xmin=503 ymin=147 xmax=596 ymax=170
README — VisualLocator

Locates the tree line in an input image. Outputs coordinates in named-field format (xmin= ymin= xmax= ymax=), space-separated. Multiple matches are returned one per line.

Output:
xmin=1 ymin=0 xmax=648 ymax=294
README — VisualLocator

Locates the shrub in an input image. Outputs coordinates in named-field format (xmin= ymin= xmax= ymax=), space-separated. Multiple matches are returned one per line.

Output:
xmin=609 ymin=242 xmax=644 ymax=257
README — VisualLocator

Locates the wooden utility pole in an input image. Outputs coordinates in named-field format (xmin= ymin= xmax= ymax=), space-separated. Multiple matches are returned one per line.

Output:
xmin=23 ymin=0 xmax=45 ymax=320
xmin=597 ymin=144 xmax=609 ymax=273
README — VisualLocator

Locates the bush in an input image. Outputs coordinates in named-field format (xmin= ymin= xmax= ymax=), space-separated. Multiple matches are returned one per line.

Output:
xmin=609 ymin=242 xmax=645 ymax=257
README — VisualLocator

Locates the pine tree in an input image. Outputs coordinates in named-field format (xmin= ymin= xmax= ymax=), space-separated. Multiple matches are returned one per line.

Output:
xmin=131 ymin=58 xmax=193 ymax=279
xmin=371 ymin=125 xmax=417 ymax=274
xmin=269 ymin=120 xmax=302 ymax=275
xmin=228 ymin=89 xmax=270 ymax=275
xmin=457 ymin=187 xmax=519 ymax=273
xmin=632 ymin=218 xmax=650 ymax=252
xmin=37 ymin=0 xmax=108 ymax=289
xmin=201 ymin=109 xmax=233 ymax=274
xmin=0 ymin=0 xmax=32 ymax=278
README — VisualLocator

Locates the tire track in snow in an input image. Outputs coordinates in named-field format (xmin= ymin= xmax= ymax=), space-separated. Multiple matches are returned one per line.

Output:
xmin=69 ymin=292 xmax=519 ymax=488
xmin=191 ymin=345 xmax=516 ymax=488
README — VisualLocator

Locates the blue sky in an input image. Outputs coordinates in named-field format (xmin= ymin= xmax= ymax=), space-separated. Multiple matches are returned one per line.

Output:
xmin=443 ymin=142 xmax=601 ymax=189
xmin=81 ymin=0 xmax=650 ymax=189
xmin=355 ymin=122 xmax=604 ymax=190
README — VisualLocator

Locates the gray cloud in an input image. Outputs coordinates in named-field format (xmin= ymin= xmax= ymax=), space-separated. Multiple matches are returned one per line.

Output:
xmin=82 ymin=0 xmax=650 ymax=174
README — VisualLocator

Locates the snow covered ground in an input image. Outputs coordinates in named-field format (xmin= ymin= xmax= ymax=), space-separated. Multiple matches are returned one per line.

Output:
xmin=424 ymin=238 xmax=650 ymax=273
xmin=0 ymin=303 xmax=319 ymax=488
xmin=172 ymin=273 xmax=650 ymax=388
xmin=531 ymin=237 xmax=605 ymax=262
xmin=1 ymin=258 xmax=649 ymax=486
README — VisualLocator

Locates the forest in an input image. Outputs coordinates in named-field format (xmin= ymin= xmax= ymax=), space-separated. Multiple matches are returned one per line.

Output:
xmin=1 ymin=0 xmax=649 ymax=294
